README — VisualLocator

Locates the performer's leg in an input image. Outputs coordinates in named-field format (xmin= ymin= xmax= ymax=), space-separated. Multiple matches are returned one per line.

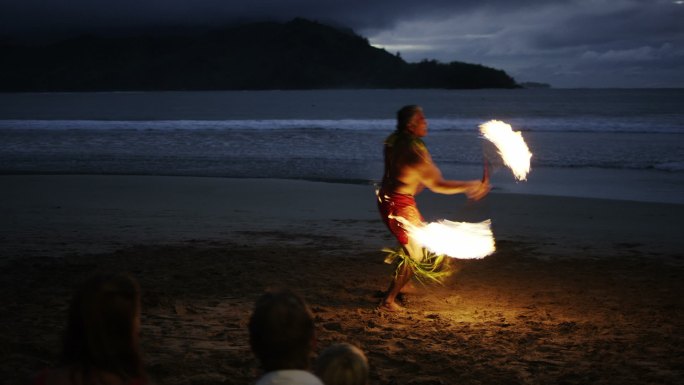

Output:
xmin=380 ymin=238 xmax=423 ymax=311
xmin=399 ymin=239 xmax=423 ymax=294
xmin=380 ymin=261 xmax=411 ymax=311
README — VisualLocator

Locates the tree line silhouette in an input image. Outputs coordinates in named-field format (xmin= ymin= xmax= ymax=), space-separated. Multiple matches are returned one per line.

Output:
xmin=0 ymin=18 xmax=519 ymax=91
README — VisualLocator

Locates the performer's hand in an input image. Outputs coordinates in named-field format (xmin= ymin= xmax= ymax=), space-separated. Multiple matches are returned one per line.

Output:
xmin=466 ymin=180 xmax=491 ymax=201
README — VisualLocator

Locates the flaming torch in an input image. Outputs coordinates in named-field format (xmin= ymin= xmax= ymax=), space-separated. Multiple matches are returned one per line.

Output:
xmin=479 ymin=120 xmax=532 ymax=181
xmin=391 ymin=215 xmax=495 ymax=259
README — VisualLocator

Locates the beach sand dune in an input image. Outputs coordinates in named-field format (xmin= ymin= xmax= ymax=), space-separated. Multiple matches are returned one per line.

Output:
xmin=1 ymin=175 xmax=683 ymax=385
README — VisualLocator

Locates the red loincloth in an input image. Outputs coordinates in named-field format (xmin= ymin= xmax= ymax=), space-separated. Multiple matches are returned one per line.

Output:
xmin=377 ymin=189 xmax=424 ymax=245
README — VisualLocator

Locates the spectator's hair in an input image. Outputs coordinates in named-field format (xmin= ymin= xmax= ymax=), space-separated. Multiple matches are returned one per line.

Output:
xmin=249 ymin=289 xmax=316 ymax=372
xmin=60 ymin=273 xmax=144 ymax=381
xmin=315 ymin=343 xmax=369 ymax=385
xmin=396 ymin=105 xmax=422 ymax=132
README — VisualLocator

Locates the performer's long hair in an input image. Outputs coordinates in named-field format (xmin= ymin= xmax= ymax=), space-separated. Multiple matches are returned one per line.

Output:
xmin=396 ymin=105 xmax=422 ymax=132
xmin=383 ymin=105 xmax=428 ymax=185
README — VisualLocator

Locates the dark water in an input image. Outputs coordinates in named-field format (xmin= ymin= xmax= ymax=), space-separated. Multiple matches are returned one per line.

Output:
xmin=1 ymin=89 xmax=682 ymax=203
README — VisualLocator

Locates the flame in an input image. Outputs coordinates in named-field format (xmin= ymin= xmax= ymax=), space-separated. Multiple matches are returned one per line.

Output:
xmin=390 ymin=215 xmax=495 ymax=259
xmin=479 ymin=120 xmax=532 ymax=181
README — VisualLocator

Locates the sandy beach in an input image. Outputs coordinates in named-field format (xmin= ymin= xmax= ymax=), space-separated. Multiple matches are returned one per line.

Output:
xmin=2 ymin=175 xmax=683 ymax=384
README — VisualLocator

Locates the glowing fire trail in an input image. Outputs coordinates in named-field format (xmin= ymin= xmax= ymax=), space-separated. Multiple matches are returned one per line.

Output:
xmin=479 ymin=120 xmax=532 ymax=181
xmin=381 ymin=120 xmax=533 ymax=262
xmin=390 ymin=215 xmax=495 ymax=259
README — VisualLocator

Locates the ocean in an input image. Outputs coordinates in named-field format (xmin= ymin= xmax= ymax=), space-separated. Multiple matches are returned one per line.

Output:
xmin=1 ymin=89 xmax=682 ymax=204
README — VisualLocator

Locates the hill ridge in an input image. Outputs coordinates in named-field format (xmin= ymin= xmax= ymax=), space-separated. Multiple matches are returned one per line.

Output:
xmin=0 ymin=18 xmax=519 ymax=91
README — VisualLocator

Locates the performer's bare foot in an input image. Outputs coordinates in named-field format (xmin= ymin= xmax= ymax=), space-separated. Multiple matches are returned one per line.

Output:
xmin=399 ymin=281 xmax=420 ymax=294
xmin=377 ymin=300 xmax=405 ymax=312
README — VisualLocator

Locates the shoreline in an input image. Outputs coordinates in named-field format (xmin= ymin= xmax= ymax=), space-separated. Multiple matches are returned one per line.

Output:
xmin=1 ymin=169 xmax=682 ymax=205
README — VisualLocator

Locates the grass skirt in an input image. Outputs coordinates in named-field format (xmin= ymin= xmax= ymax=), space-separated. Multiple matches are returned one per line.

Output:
xmin=383 ymin=247 xmax=452 ymax=285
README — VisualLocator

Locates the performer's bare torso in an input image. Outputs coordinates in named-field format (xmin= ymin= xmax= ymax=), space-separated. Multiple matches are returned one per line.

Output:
xmin=381 ymin=140 xmax=430 ymax=196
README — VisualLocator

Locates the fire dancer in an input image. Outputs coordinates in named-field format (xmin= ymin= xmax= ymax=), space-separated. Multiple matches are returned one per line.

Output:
xmin=377 ymin=105 xmax=490 ymax=312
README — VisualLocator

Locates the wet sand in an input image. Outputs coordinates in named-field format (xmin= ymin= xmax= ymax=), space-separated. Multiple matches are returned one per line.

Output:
xmin=1 ymin=175 xmax=683 ymax=384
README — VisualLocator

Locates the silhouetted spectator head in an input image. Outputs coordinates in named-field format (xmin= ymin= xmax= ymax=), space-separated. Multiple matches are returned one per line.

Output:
xmin=249 ymin=289 xmax=316 ymax=372
xmin=314 ymin=343 xmax=369 ymax=385
xmin=60 ymin=272 xmax=144 ymax=382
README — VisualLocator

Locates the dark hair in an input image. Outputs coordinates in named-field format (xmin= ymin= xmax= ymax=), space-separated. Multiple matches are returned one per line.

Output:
xmin=396 ymin=105 xmax=422 ymax=132
xmin=315 ymin=343 xmax=369 ymax=385
xmin=60 ymin=273 xmax=144 ymax=381
xmin=249 ymin=289 xmax=315 ymax=372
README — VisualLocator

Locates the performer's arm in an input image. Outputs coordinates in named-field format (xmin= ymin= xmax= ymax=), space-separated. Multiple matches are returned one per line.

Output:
xmin=416 ymin=154 xmax=490 ymax=199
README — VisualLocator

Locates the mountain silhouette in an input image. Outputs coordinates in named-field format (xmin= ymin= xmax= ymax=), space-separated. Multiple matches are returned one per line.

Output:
xmin=0 ymin=18 xmax=518 ymax=91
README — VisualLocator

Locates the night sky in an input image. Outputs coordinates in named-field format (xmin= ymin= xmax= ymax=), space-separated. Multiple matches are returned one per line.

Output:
xmin=1 ymin=0 xmax=682 ymax=88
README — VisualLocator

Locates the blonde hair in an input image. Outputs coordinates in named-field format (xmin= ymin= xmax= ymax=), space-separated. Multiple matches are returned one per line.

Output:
xmin=315 ymin=343 xmax=369 ymax=385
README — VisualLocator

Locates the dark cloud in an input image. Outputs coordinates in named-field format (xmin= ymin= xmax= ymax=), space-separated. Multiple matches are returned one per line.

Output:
xmin=0 ymin=0 xmax=549 ymax=38
xmin=1 ymin=0 xmax=682 ymax=87
xmin=532 ymin=2 xmax=684 ymax=50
